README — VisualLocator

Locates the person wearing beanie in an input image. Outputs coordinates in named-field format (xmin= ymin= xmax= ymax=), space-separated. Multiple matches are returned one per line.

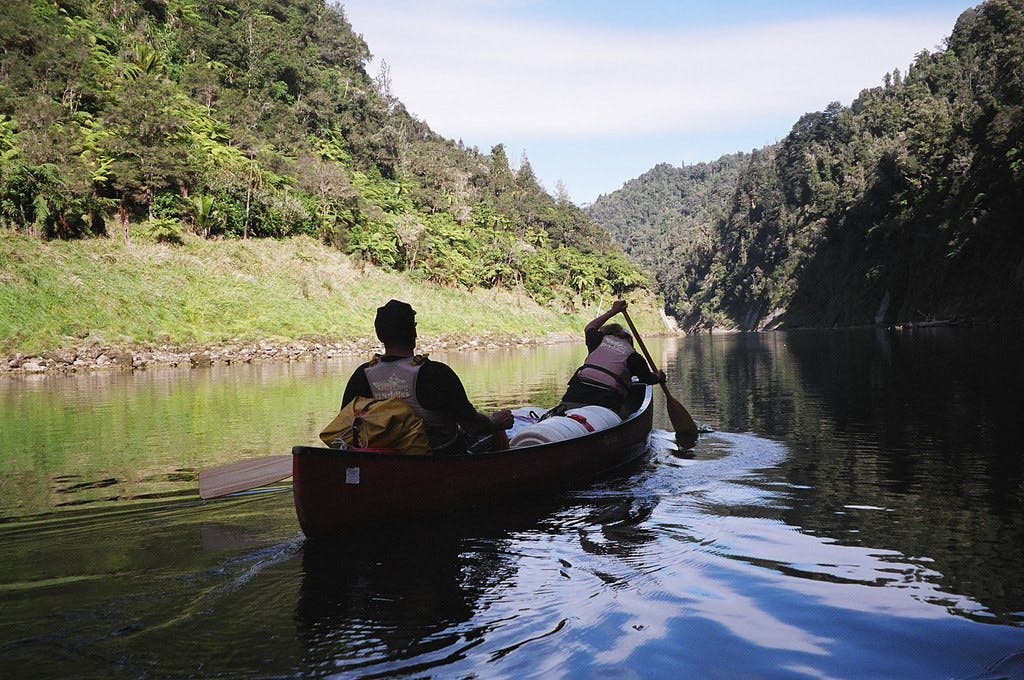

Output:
xmin=340 ymin=300 xmax=513 ymax=455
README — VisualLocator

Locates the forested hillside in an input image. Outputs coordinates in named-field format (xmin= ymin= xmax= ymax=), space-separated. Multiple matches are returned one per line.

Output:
xmin=589 ymin=0 xmax=1024 ymax=330
xmin=0 ymin=0 xmax=648 ymax=310
xmin=586 ymin=156 xmax=749 ymax=321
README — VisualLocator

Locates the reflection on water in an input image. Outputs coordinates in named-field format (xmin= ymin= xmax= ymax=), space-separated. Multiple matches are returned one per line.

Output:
xmin=674 ymin=328 xmax=1024 ymax=628
xmin=0 ymin=343 xmax=587 ymax=518
xmin=2 ymin=328 xmax=1024 ymax=677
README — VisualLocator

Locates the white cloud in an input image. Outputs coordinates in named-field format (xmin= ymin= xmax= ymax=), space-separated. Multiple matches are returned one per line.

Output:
xmin=345 ymin=4 xmax=952 ymax=140
xmin=340 ymin=1 xmax=965 ymax=202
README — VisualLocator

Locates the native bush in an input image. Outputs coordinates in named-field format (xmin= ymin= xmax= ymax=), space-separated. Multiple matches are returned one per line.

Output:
xmin=136 ymin=217 xmax=185 ymax=245
xmin=347 ymin=217 xmax=403 ymax=270
xmin=0 ymin=0 xmax=650 ymax=312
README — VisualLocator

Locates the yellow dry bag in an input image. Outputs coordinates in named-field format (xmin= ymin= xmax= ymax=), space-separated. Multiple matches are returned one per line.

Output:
xmin=319 ymin=396 xmax=431 ymax=455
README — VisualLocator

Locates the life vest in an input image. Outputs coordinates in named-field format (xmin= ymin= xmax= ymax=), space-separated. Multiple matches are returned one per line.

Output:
xmin=570 ymin=335 xmax=633 ymax=395
xmin=363 ymin=355 xmax=459 ymax=451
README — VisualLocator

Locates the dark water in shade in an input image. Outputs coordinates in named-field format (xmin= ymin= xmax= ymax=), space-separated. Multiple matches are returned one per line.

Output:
xmin=1 ymin=326 xmax=1023 ymax=678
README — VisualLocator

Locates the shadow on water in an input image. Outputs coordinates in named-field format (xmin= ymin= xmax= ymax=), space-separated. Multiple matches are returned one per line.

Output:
xmin=296 ymin=526 xmax=508 ymax=677
xmin=290 ymin=439 xmax=669 ymax=678
xmin=288 ymin=439 xmax=678 ymax=679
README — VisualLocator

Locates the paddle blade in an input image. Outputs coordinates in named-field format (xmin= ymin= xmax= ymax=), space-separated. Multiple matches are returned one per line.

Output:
xmin=662 ymin=387 xmax=699 ymax=449
xmin=199 ymin=455 xmax=293 ymax=500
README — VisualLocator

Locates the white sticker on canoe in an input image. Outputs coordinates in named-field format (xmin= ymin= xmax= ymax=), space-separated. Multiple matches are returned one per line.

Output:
xmin=345 ymin=467 xmax=360 ymax=485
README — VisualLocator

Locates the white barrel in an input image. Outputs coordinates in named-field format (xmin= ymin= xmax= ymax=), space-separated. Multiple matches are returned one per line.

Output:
xmin=565 ymin=405 xmax=621 ymax=432
xmin=509 ymin=415 xmax=590 ymax=448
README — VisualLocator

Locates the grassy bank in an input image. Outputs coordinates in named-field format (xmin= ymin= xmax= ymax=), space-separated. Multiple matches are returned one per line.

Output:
xmin=0 ymin=232 xmax=671 ymax=358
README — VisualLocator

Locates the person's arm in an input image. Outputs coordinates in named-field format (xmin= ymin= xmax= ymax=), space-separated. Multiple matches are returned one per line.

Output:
xmin=627 ymin=352 xmax=665 ymax=385
xmin=421 ymin=362 xmax=513 ymax=434
xmin=448 ymin=384 xmax=513 ymax=435
xmin=340 ymin=364 xmax=372 ymax=407
xmin=457 ymin=405 xmax=514 ymax=435
xmin=585 ymin=299 xmax=628 ymax=333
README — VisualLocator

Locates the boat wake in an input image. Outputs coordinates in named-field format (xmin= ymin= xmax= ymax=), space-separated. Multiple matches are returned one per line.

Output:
xmin=213 ymin=535 xmax=305 ymax=593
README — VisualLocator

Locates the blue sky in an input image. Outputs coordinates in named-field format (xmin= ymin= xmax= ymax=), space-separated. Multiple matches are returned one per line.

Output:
xmin=339 ymin=1 xmax=977 ymax=205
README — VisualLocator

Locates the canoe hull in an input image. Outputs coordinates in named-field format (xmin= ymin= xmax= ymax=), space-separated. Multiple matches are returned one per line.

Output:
xmin=292 ymin=385 xmax=654 ymax=538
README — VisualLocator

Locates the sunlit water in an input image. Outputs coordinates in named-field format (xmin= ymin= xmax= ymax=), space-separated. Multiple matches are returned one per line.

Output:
xmin=2 ymin=328 xmax=1023 ymax=678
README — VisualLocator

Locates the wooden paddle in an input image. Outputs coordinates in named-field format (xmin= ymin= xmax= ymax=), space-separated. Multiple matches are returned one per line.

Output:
xmin=621 ymin=310 xmax=699 ymax=449
xmin=198 ymin=454 xmax=292 ymax=500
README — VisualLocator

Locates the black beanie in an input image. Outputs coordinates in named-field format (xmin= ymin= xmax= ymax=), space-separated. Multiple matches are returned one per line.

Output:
xmin=374 ymin=299 xmax=416 ymax=344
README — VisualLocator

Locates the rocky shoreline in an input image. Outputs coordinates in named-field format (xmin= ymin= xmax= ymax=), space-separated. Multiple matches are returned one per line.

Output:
xmin=1 ymin=334 xmax=575 ymax=375
xmin=3 ymin=318 xmax=970 ymax=375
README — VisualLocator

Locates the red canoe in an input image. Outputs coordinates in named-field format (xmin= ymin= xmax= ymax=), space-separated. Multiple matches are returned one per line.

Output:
xmin=292 ymin=384 xmax=654 ymax=538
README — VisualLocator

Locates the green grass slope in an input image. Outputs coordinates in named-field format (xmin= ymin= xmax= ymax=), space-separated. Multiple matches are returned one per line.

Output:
xmin=0 ymin=232 xmax=670 ymax=358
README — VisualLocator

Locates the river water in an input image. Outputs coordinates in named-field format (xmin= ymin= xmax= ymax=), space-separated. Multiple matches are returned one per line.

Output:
xmin=1 ymin=327 xmax=1023 ymax=679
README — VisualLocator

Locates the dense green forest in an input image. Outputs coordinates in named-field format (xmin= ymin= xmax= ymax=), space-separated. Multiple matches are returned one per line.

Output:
xmin=587 ymin=156 xmax=750 ymax=324
xmin=589 ymin=0 xmax=1024 ymax=330
xmin=0 ymin=0 xmax=649 ymax=311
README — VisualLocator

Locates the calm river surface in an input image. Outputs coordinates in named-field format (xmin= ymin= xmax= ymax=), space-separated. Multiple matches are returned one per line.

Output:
xmin=2 ymin=327 xmax=1023 ymax=679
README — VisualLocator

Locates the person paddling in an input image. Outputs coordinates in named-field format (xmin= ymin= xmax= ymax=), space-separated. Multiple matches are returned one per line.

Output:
xmin=340 ymin=299 xmax=513 ymax=455
xmin=559 ymin=300 xmax=665 ymax=414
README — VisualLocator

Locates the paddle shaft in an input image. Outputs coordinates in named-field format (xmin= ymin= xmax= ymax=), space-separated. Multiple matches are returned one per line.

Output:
xmin=621 ymin=310 xmax=699 ymax=445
